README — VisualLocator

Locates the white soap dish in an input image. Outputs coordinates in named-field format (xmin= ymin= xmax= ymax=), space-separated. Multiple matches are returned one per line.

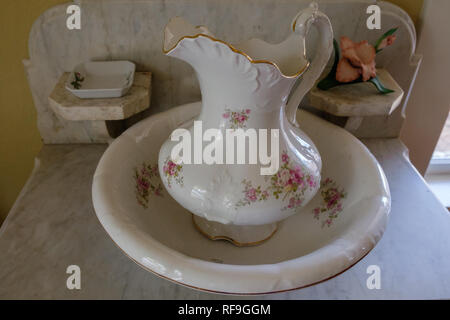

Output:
xmin=65 ymin=61 xmax=135 ymax=99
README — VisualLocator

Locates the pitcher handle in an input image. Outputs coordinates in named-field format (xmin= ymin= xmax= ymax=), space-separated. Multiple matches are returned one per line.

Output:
xmin=285 ymin=3 xmax=333 ymax=126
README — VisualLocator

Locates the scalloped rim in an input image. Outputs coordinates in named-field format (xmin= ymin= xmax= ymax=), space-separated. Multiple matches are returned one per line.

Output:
xmin=163 ymin=22 xmax=310 ymax=79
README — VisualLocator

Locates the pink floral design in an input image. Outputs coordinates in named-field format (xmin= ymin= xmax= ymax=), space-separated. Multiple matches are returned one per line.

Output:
xmin=222 ymin=108 xmax=251 ymax=129
xmin=312 ymin=177 xmax=346 ymax=228
xmin=163 ymin=157 xmax=183 ymax=188
xmin=134 ymin=163 xmax=163 ymax=208
xmin=236 ymin=180 xmax=270 ymax=207
xmin=236 ymin=151 xmax=316 ymax=209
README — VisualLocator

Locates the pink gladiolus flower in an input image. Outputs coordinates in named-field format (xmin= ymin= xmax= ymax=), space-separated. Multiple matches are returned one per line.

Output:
xmin=378 ymin=35 xmax=396 ymax=50
xmin=336 ymin=36 xmax=376 ymax=82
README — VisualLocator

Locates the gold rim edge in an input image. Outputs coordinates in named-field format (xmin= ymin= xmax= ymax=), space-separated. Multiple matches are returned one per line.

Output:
xmin=163 ymin=28 xmax=310 ymax=79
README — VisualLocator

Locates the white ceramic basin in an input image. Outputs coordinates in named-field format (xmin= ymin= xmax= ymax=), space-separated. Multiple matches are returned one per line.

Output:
xmin=92 ymin=101 xmax=390 ymax=294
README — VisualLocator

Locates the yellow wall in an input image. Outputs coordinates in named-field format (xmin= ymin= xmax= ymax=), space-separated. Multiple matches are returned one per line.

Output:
xmin=387 ymin=0 xmax=424 ymax=26
xmin=0 ymin=0 xmax=67 ymax=223
xmin=0 ymin=0 xmax=423 ymax=224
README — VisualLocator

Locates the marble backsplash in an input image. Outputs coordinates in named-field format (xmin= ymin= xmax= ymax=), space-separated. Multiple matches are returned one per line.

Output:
xmin=24 ymin=0 xmax=420 ymax=143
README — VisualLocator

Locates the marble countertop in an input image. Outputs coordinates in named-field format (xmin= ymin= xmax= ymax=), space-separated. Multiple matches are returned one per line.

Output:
xmin=1 ymin=139 xmax=450 ymax=299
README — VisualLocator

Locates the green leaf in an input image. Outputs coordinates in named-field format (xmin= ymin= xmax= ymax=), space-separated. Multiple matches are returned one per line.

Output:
xmin=71 ymin=80 xmax=81 ymax=89
xmin=317 ymin=76 xmax=341 ymax=91
xmin=368 ymin=76 xmax=394 ymax=94
xmin=374 ymin=27 xmax=398 ymax=53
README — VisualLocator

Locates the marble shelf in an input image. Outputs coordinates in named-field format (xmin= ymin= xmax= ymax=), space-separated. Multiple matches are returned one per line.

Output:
xmin=1 ymin=139 xmax=450 ymax=299
xmin=308 ymin=69 xmax=404 ymax=117
xmin=307 ymin=69 xmax=404 ymax=133
xmin=48 ymin=72 xmax=151 ymax=121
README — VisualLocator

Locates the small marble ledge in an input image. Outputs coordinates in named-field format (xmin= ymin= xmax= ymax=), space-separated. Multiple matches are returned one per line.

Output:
xmin=308 ymin=69 xmax=404 ymax=117
xmin=307 ymin=69 xmax=404 ymax=134
xmin=48 ymin=72 xmax=151 ymax=121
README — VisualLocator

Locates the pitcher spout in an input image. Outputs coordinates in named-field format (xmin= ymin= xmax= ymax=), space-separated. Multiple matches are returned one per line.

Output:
xmin=163 ymin=17 xmax=215 ymax=54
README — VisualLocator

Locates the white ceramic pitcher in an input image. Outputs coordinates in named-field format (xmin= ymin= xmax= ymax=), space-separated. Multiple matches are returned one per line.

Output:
xmin=158 ymin=3 xmax=334 ymax=245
